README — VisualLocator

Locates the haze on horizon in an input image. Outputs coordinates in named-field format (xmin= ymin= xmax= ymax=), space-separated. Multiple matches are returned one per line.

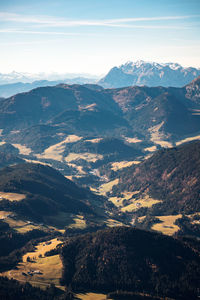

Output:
xmin=0 ymin=0 xmax=200 ymax=75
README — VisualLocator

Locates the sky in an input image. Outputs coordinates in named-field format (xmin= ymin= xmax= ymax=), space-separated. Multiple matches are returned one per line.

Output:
xmin=0 ymin=0 xmax=200 ymax=75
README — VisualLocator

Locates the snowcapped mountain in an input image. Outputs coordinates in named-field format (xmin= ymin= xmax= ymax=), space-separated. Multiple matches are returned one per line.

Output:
xmin=98 ymin=60 xmax=200 ymax=88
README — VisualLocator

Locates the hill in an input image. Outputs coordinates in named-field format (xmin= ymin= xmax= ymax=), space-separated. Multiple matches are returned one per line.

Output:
xmin=98 ymin=60 xmax=200 ymax=88
xmin=0 ymin=78 xmax=200 ymax=200
xmin=0 ymin=163 xmax=106 ymax=225
xmin=113 ymin=141 xmax=200 ymax=215
xmin=0 ymin=77 xmax=200 ymax=143
xmin=61 ymin=226 xmax=200 ymax=299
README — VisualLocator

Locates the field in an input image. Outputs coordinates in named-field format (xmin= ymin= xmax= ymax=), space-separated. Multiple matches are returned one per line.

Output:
xmin=109 ymin=191 xmax=139 ymax=208
xmin=137 ymin=216 xmax=146 ymax=223
xmin=68 ymin=163 xmax=86 ymax=174
xmin=24 ymin=159 xmax=50 ymax=166
xmin=0 ymin=210 xmax=13 ymax=219
xmin=124 ymin=137 xmax=142 ymax=143
xmin=176 ymin=134 xmax=200 ymax=146
xmin=85 ymin=138 xmax=103 ymax=143
xmin=68 ymin=215 xmax=87 ymax=229
xmin=105 ymin=218 xmax=125 ymax=227
xmin=95 ymin=179 xmax=119 ymax=196
xmin=0 ymin=192 xmax=26 ymax=201
xmin=144 ymin=146 xmax=157 ymax=152
xmin=3 ymin=216 xmax=50 ymax=233
xmin=36 ymin=135 xmax=83 ymax=161
xmin=111 ymin=160 xmax=140 ymax=171
xmin=148 ymin=122 xmax=172 ymax=148
xmin=12 ymin=143 xmax=32 ymax=155
xmin=0 ymin=211 xmax=65 ymax=233
xmin=121 ymin=194 xmax=161 ymax=212
xmin=1 ymin=238 xmax=64 ymax=290
xmin=151 ymin=215 xmax=182 ymax=236
xmin=76 ymin=293 xmax=109 ymax=300
xmin=65 ymin=152 xmax=103 ymax=163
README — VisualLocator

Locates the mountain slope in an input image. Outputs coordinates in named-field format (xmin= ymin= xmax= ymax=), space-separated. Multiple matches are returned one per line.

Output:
xmin=0 ymin=163 xmax=104 ymax=223
xmin=0 ymin=84 xmax=122 ymax=132
xmin=1 ymin=78 xmax=200 ymax=142
xmin=99 ymin=61 xmax=200 ymax=88
xmin=113 ymin=141 xmax=200 ymax=214
xmin=61 ymin=226 xmax=200 ymax=299
xmin=105 ymin=78 xmax=200 ymax=141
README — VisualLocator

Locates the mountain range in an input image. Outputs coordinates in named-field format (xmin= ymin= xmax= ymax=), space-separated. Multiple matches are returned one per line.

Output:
xmin=98 ymin=60 xmax=200 ymax=88
xmin=1 ymin=61 xmax=200 ymax=98
xmin=0 ymin=69 xmax=200 ymax=299
xmin=1 ymin=76 xmax=200 ymax=144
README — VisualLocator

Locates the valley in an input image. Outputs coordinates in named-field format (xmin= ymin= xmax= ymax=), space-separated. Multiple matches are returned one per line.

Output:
xmin=0 ymin=77 xmax=200 ymax=299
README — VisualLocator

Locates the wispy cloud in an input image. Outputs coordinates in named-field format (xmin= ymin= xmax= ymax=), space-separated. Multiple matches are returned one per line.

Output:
xmin=0 ymin=12 xmax=199 ymax=29
xmin=0 ymin=29 xmax=82 ymax=35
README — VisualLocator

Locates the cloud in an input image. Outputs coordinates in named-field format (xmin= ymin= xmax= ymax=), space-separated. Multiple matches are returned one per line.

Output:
xmin=0 ymin=12 xmax=199 ymax=29
xmin=0 ymin=29 xmax=82 ymax=35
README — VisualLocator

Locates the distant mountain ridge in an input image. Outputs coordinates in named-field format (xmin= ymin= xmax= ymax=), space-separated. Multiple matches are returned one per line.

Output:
xmin=99 ymin=60 xmax=200 ymax=88
xmin=0 ymin=79 xmax=99 ymax=98
xmin=0 ymin=71 xmax=99 ymax=84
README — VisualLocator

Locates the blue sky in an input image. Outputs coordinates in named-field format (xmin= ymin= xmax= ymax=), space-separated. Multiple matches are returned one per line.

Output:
xmin=0 ymin=0 xmax=199 ymax=74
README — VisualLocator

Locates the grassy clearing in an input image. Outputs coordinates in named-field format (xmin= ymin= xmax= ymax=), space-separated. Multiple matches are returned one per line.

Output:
xmin=97 ymin=179 xmax=119 ymax=196
xmin=16 ymin=224 xmax=43 ymax=233
xmin=151 ymin=215 xmax=182 ymax=236
xmin=2 ymin=213 xmax=64 ymax=233
xmin=62 ymin=135 xmax=82 ymax=143
xmin=12 ymin=143 xmax=32 ymax=155
xmin=36 ymin=135 xmax=83 ymax=161
xmin=85 ymin=138 xmax=103 ymax=143
xmin=111 ymin=161 xmax=140 ymax=171
xmin=23 ymin=238 xmax=62 ymax=261
xmin=0 ymin=192 xmax=26 ymax=201
xmin=76 ymin=293 xmax=108 ymax=300
xmin=176 ymin=135 xmax=200 ymax=146
xmin=109 ymin=197 xmax=124 ymax=207
xmin=1 ymin=238 xmax=64 ymax=290
xmin=79 ymin=103 xmax=97 ymax=111
xmin=24 ymin=159 xmax=50 ymax=166
xmin=105 ymin=218 xmax=125 ymax=227
xmin=109 ymin=192 xmax=139 ymax=208
xmin=3 ymin=217 xmax=43 ymax=233
xmin=125 ymin=137 xmax=142 ymax=143
xmin=0 ymin=210 xmax=13 ymax=219
xmin=68 ymin=215 xmax=87 ymax=229
xmin=144 ymin=146 xmax=157 ymax=152
xmin=121 ymin=194 xmax=161 ymax=212
xmin=187 ymin=212 xmax=200 ymax=225
xmin=65 ymin=152 xmax=103 ymax=163
xmin=148 ymin=122 xmax=172 ymax=148
xmin=137 ymin=216 xmax=146 ymax=223
xmin=67 ymin=163 xmax=86 ymax=174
